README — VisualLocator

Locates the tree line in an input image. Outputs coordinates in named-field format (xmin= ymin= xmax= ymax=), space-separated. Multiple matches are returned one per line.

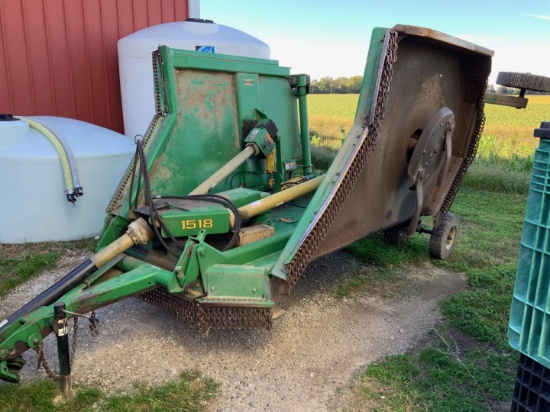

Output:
xmin=309 ymin=76 xmax=548 ymax=95
xmin=309 ymin=76 xmax=363 ymax=94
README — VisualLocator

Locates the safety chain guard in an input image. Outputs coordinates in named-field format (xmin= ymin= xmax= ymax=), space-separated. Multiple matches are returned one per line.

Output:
xmin=434 ymin=82 xmax=487 ymax=228
xmin=284 ymin=30 xmax=398 ymax=290
xmin=138 ymin=288 xmax=272 ymax=330
xmin=107 ymin=51 xmax=167 ymax=213
xmin=106 ymin=114 xmax=165 ymax=213
xmin=368 ymin=30 xmax=399 ymax=148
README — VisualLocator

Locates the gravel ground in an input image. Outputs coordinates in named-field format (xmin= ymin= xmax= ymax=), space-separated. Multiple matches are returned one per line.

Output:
xmin=0 ymin=249 xmax=466 ymax=411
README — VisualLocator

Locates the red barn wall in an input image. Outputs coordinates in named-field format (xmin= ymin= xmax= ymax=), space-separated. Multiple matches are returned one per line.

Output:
xmin=0 ymin=0 xmax=189 ymax=133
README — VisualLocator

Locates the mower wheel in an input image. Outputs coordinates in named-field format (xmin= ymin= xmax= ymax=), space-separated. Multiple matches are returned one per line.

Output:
xmin=496 ymin=72 xmax=550 ymax=93
xmin=429 ymin=213 xmax=460 ymax=260
xmin=383 ymin=222 xmax=410 ymax=248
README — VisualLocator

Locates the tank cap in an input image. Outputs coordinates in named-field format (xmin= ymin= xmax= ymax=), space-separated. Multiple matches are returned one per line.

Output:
xmin=534 ymin=121 xmax=550 ymax=140
xmin=0 ymin=114 xmax=19 ymax=121
xmin=185 ymin=18 xmax=214 ymax=24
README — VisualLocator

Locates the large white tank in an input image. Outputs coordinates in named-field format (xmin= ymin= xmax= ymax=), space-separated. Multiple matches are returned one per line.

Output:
xmin=118 ymin=18 xmax=270 ymax=139
xmin=0 ymin=115 xmax=135 ymax=243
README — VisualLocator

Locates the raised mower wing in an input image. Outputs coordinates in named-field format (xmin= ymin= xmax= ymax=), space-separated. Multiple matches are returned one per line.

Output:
xmin=272 ymin=25 xmax=492 ymax=288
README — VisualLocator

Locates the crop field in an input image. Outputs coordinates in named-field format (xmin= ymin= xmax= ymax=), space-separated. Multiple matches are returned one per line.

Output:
xmin=308 ymin=94 xmax=550 ymax=158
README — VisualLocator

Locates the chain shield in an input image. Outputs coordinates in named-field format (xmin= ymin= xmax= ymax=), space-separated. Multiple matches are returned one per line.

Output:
xmin=138 ymin=288 xmax=273 ymax=330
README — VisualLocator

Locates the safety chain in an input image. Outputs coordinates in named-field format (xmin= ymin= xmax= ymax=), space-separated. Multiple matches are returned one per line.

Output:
xmin=71 ymin=316 xmax=78 ymax=364
xmin=35 ymin=344 xmax=59 ymax=381
xmin=284 ymin=29 xmax=399 ymax=290
xmin=34 ymin=312 xmax=98 ymax=381
xmin=106 ymin=113 xmax=163 ymax=213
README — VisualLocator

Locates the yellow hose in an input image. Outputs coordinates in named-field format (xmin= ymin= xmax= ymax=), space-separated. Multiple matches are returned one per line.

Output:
xmin=18 ymin=117 xmax=74 ymax=192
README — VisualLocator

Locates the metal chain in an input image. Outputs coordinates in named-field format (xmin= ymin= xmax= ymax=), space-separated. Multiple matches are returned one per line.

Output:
xmin=70 ymin=316 xmax=78 ymax=364
xmin=139 ymin=288 xmax=272 ymax=329
xmin=34 ymin=314 xmax=91 ymax=381
xmin=434 ymin=81 xmax=487 ymax=228
xmin=369 ymin=29 xmax=399 ymax=148
xmin=35 ymin=345 xmax=59 ymax=381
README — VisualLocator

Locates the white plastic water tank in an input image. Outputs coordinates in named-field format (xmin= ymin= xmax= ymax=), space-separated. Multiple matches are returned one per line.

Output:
xmin=0 ymin=115 xmax=135 ymax=243
xmin=118 ymin=18 xmax=270 ymax=139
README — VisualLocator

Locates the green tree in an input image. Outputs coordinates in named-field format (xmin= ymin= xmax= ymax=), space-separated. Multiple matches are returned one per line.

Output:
xmin=308 ymin=75 xmax=363 ymax=94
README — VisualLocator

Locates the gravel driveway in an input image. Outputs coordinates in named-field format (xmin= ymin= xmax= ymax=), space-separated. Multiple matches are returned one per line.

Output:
xmin=0 ymin=249 xmax=466 ymax=411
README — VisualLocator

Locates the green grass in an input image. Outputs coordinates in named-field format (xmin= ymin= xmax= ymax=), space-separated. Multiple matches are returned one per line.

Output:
xmin=443 ymin=266 xmax=516 ymax=348
xmin=361 ymin=345 xmax=517 ymax=412
xmin=0 ymin=251 xmax=61 ymax=297
xmin=0 ymin=239 xmax=97 ymax=298
xmin=340 ymin=188 xmax=525 ymax=410
xmin=337 ymin=187 xmax=526 ymax=409
xmin=0 ymin=371 xmax=217 ymax=412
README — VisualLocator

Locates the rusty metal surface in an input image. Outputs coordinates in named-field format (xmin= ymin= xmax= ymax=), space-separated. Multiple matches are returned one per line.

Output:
xmin=278 ymin=27 xmax=490 ymax=288
xmin=311 ymin=29 xmax=490 ymax=258
xmin=277 ymin=30 xmax=398 ymax=289
xmin=392 ymin=24 xmax=494 ymax=57
xmin=0 ymin=0 xmax=188 ymax=132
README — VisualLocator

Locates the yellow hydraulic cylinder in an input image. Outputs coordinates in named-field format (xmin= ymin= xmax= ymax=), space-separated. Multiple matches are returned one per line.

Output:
xmin=189 ymin=145 xmax=258 ymax=195
xmin=237 ymin=175 xmax=323 ymax=221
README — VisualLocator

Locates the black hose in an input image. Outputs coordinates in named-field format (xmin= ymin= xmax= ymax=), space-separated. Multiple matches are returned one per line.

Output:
xmin=0 ymin=260 xmax=97 ymax=333
xmin=130 ymin=140 xmax=242 ymax=255
xmin=136 ymin=140 xmax=183 ymax=258
xmin=128 ymin=148 xmax=140 ymax=210
xmin=156 ymin=194 xmax=241 ymax=251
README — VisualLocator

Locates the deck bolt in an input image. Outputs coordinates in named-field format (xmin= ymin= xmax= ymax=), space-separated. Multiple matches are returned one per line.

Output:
xmin=252 ymin=288 xmax=257 ymax=293
xmin=210 ymin=287 xmax=215 ymax=292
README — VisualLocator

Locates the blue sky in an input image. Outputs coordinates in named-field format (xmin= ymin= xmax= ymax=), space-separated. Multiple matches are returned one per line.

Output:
xmin=200 ymin=0 xmax=549 ymax=85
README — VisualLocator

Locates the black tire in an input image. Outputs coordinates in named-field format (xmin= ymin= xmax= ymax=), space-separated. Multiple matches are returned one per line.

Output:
xmin=383 ymin=222 xmax=410 ymax=248
xmin=496 ymin=72 xmax=550 ymax=93
xmin=429 ymin=213 xmax=460 ymax=260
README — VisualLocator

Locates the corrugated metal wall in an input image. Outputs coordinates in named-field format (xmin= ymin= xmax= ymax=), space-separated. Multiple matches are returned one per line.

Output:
xmin=0 ymin=0 xmax=189 ymax=133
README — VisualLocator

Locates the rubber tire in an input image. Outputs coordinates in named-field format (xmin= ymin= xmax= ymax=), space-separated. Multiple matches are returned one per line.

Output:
xmin=383 ymin=222 xmax=410 ymax=248
xmin=429 ymin=213 xmax=460 ymax=260
xmin=496 ymin=72 xmax=550 ymax=93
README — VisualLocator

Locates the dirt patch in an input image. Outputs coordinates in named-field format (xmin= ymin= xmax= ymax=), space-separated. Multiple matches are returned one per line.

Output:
xmin=0 ymin=250 xmax=467 ymax=411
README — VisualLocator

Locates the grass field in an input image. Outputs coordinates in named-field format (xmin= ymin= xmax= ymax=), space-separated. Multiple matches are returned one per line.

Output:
xmin=308 ymin=94 xmax=549 ymax=156
xmin=308 ymin=94 xmax=550 ymax=195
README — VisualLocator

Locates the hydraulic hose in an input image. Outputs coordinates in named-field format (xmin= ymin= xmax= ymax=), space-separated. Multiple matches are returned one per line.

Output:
xmin=18 ymin=117 xmax=83 ymax=203
xmin=25 ymin=117 xmax=83 ymax=193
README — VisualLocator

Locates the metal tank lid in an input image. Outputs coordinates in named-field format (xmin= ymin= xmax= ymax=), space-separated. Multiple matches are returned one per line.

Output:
xmin=0 ymin=114 xmax=29 ymax=150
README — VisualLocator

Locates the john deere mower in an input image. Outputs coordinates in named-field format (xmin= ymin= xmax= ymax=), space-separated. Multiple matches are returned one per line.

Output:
xmin=4 ymin=24 xmax=536 ymax=388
